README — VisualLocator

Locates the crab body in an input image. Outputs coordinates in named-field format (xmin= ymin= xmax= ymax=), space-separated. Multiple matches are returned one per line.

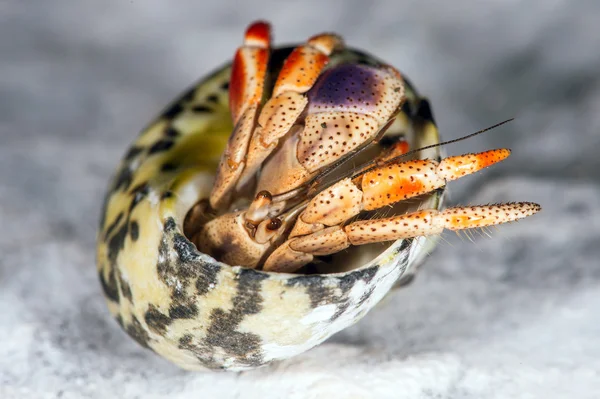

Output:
xmin=96 ymin=22 xmax=540 ymax=371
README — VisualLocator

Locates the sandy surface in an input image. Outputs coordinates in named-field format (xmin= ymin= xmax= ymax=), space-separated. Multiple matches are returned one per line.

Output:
xmin=1 ymin=1 xmax=599 ymax=398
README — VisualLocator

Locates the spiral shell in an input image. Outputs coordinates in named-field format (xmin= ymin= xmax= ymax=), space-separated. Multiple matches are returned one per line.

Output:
xmin=96 ymin=47 xmax=442 ymax=371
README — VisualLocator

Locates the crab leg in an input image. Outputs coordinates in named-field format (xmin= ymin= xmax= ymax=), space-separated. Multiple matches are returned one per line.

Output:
xmin=264 ymin=202 xmax=540 ymax=272
xmin=229 ymin=21 xmax=271 ymax=124
xmin=345 ymin=202 xmax=541 ymax=245
xmin=239 ymin=33 xmax=345 ymax=190
xmin=358 ymin=148 xmax=511 ymax=211
xmin=273 ymin=34 xmax=345 ymax=97
xmin=210 ymin=21 xmax=271 ymax=209
xmin=210 ymin=28 xmax=344 ymax=209
xmin=263 ymin=148 xmax=515 ymax=272
xmin=288 ymin=148 xmax=511 ymax=238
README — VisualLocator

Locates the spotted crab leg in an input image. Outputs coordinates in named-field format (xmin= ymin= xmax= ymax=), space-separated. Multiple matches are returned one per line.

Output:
xmin=263 ymin=148 xmax=540 ymax=272
xmin=209 ymin=27 xmax=344 ymax=209
xmin=210 ymin=21 xmax=271 ymax=209
xmin=344 ymin=202 xmax=541 ymax=245
xmin=239 ymin=33 xmax=345 ymax=191
xmin=288 ymin=149 xmax=512 ymax=238
xmin=265 ymin=202 xmax=540 ymax=272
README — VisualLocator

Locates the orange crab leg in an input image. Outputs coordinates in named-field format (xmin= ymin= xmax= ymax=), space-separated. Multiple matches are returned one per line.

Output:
xmin=229 ymin=21 xmax=271 ymax=124
xmin=359 ymin=148 xmax=511 ymax=210
xmin=345 ymin=203 xmax=541 ymax=245
xmin=272 ymin=33 xmax=343 ymax=97
xmin=210 ymin=22 xmax=271 ymax=209
xmin=293 ymin=148 xmax=512 ymax=232
xmin=264 ymin=202 xmax=540 ymax=272
xmin=237 ymin=32 xmax=345 ymax=190
xmin=211 ymin=25 xmax=345 ymax=209
xmin=263 ymin=148 xmax=516 ymax=272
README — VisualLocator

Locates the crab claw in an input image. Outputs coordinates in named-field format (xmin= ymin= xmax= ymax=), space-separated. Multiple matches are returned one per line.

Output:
xmin=256 ymin=63 xmax=405 ymax=196
xmin=197 ymin=211 xmax=274 ymax=268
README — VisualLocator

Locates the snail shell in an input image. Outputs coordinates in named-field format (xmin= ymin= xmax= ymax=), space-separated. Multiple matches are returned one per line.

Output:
xmin=96 ymin=47 xmax=442 ymax=371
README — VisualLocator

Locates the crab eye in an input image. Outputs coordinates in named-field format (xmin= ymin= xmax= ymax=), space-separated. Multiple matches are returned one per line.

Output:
xmin=266 ymin=218 xmax=282 ymax=231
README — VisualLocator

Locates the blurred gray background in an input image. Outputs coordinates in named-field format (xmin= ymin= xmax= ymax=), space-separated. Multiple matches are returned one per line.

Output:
xmin=1 ymin=1 xmax=599 ymax=398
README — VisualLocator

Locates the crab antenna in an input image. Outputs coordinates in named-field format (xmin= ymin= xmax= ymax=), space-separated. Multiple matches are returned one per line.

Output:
xmin=383 ymin=118 xmax=515 ymax=166
xmin=364 ymin=118 xmax=515 ymax=176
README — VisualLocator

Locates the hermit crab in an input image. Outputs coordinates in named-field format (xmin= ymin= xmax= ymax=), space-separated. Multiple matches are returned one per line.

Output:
xmin=97 ymin=21 xmax=540 ymax=371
